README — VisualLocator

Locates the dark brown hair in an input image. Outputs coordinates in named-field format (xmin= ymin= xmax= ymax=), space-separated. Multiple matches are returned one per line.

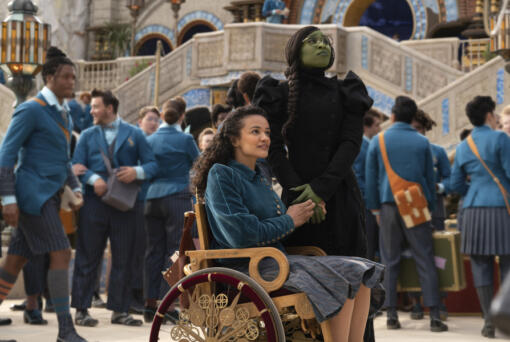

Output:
xmin=238 ymin=71 xmax=261 ymax=102
xmin=138 ymin=106 xmax=160 ymax=120
xmin=168 ymin=96 xmax=187 ymax=115
xmin=42 ymin=47 xmax=75 ymax=84
xmin=162 ymin=100 xmax=182 ymax=125
xmin=414 ymin=109 xmax=437 ymax=132
xmin=91 ymin=89 xmax=119 ymax=113
xmin=282 ymin=26 xmax=335 ymax=142
xmin=363 ymin=108 xmax=382 ymax=127
xmin=191 ymin=106 xmax=267 ymax=198
xmin=211 ymin=104 xmax=232 ymax=126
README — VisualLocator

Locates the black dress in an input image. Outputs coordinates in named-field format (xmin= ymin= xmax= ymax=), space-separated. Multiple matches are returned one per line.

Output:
xmin=253 ymin=69 xmax=374 ymax=258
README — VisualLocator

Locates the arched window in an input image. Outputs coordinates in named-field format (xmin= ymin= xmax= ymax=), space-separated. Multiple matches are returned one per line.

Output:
xmin=178 ymin=21 xmax=216 ymax=45
xmin=135 ymin=34 xmax=172 ymax=56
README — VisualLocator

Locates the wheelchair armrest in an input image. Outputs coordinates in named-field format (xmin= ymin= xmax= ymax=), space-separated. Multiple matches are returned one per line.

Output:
xmin=186 ymin=247 xmax=290 ymax=293
xmin=286 ymin=246 xmax=327 ymax=256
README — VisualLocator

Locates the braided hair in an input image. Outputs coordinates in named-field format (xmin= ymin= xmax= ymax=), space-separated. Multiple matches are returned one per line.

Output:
xmin=42 ymin=47 xmax=74 ymax=84
xmin=191 ymin=106 xmax=268 ymax=198
xmin=282 ymin=26 xmax=335 ymax=142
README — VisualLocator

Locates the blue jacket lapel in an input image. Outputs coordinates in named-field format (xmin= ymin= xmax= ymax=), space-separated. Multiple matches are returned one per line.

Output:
xmin=114 ymin=120 xmax=130 ymax=155
xmin=35 ymin=93 xmax=71 ymax=144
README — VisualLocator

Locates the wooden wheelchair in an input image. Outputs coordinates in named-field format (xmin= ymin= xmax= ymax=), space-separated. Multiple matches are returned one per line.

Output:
xmin=149 ymin=202 xmax=334 ymax=342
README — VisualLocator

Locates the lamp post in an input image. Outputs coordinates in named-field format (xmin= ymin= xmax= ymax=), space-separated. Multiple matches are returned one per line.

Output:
xmin=168 ymin=0 xmax=186 ymax=36
xmin=126 ymin=0 xmax=144 ymax=56
xmin=0 ymin=0 xmax=50 ymax=107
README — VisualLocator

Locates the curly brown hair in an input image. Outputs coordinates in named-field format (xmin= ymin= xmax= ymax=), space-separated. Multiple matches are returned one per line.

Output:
xmin=191 ymin=105 xmax=268 ymax=198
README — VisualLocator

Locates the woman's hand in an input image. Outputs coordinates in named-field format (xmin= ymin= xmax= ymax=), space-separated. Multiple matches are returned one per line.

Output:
xmin=286 ymin=199 xmax=315 ymax=227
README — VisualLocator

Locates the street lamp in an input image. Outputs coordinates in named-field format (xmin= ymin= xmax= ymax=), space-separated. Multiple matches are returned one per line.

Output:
xmin=168 ymin=0 xmax=186 ymax=33
xmin=126 ymin=0 xmax=145 ymax=56
xmin=0 ymin=0 xmax=50 ymax=107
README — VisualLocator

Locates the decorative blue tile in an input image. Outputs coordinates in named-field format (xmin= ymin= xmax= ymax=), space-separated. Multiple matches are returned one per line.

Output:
xmin=321 ymin=0 xmax=339 ymax=23
xmin=361 ymin=35 xmax=368 ymax=70
xmin=442 ymin=98 xmax=449 ymax=135
xmin=182 ymin=88 xmax=211 ymax=109
xmin=497 ymin=67 xmax=504 ymax=105
xmin=424 ymin=0 xmax=439 ymax=13
xmin=405 ymin=56 xmax=413 ymax=92
xmin=366 ymin=86 xmax=394 ymax=116
xmin=135 ymin=24 xmax=175 ymax=47
xmin=177 ymin=11 xmax=223 ymax=33
xmin=186 ymin=47 xmax=192 ymax=77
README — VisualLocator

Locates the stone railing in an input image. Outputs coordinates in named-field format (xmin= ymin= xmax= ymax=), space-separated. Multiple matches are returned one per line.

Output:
xmin=114 ymin=40 xmax=197 ymax=123
xmin=418 ymin=56 xmax=508 ymax=150
xmin=75 ymin=56 xmax=156 ymax=93
xmin=401 ymin=38 xmax=460 ymax=69
xmin=343 ymin=27 xmax=464 ymax=105
xmin=0 ymin=85 xmax=15 ymax=139
xmin=110 ymin=22 xmax=467 ymax=122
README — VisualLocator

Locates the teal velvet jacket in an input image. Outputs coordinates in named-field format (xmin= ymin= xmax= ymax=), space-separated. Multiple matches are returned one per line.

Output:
xmin=205 ymin=160 xmax=295 ymax=252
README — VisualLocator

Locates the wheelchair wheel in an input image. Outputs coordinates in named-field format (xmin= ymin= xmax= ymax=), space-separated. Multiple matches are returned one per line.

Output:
xmin=150 ymin=267 xmax=286 ymax=342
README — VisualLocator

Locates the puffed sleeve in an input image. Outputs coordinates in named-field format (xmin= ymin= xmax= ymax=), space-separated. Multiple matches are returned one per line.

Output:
xmin=252 ymin=75 xmax=303 ymax=189
xmin=310 ymin=71 xmax=373 ymax=201
xmin=205 ymin=164 xmax=295 ymax=249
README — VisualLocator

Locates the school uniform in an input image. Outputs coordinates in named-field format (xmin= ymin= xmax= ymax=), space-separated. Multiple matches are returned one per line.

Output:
xmin=144 ymin=123 xmax=200 ymax=300
xmin=0 ymin=88 xmax=80 ymax=259
xmin=354 ymin=136 xmax=378 ymax=260
xmin=365 ymin=122 xmax=440 ymax=308
xmin=262 ymin=0 xmax=286 ymax=23
xmin=71 ymin=118 xmax=158 ymax=313
xmin=68 ymin=99 xmax=92 ymax=133
xmin=450 ymin=125 xmax=510 ymax=287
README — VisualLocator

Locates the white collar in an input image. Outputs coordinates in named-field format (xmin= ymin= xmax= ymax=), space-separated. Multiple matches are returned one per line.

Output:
xmin=40 ymin=87 xmax=70 ymax=113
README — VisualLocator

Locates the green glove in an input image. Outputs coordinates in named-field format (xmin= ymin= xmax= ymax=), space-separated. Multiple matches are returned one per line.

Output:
xmin=290 ymin=184 xmax=322 ymax=205
xmin=291 ymin=184 xmax=326 ymax=224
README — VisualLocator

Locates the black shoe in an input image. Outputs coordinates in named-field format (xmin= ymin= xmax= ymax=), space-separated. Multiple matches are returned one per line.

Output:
xmin=75 ymin=309 xmax=98 ymax=327
xmin=91 ymin=294 xmax=106 ymax=309
xmin=111 ymin=312 xmax=143 ymax=326
xmin=9 ymin=301 xmax=26 ymax=311
xmin=430 ymin=319 xmax=448 ymax=332
xmin=24 ymin=309 xmax=48 ymax=325
xmin=143 ymin=307 xmax=155 ymax=323
xmin=387 ymin=318 xmax=401 ymax=329
xmin=129 ymin=302 xmax=144 ymax=316
xmin=482 ymin=322 xmax=496 ymax=338
xmin=0 ymin=340 xmax=16 ymax=342
xmin=0 ymin=317 xmax=12 ymax=326
xmin=410 ymin=304 xmax=424 ymax=320
xmin=57 ymin=330 xmax=87 ymax=342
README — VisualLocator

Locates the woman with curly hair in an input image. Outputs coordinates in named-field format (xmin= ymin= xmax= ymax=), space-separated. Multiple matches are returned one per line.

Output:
xmin=191 ymin=106 xmax=384 ymax=342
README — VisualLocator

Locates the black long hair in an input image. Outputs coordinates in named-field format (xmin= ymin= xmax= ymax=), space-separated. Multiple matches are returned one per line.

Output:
xmin=282 ymin=26 xmax=335 ymax=141
xmin=191 ymin=105 xmax=267 ymax=198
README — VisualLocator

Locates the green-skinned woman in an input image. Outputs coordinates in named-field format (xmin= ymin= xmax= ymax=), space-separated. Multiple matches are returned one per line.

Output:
xmin=253 ymin=25 xmax=376 ymax=340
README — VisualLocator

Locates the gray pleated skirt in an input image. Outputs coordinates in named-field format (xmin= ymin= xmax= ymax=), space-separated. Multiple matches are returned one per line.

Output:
xmin=461 ymin=207 xmax=510 ymax=255
xmin=232 ymin=255 xmax=385 ymax=323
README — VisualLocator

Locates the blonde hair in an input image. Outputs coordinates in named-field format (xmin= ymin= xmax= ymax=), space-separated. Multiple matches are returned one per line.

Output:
xmin=502 ymin=105 xmax=510 ymax=117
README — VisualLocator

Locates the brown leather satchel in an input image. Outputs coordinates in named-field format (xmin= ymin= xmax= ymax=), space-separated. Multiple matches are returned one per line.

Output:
xmin=163 ymin=211 xmax=196 ymax=308
xmin=379 ymin=132 xmax=432 ymax=228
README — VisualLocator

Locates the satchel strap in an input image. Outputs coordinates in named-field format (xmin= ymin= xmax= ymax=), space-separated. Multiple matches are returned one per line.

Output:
xmin=100 ymin=137 xmax=117 ymax=175
xmin=30 ymin=97 xmax=70 ymax=143
xmin=466 ymin=135 xmax=510 ymax=215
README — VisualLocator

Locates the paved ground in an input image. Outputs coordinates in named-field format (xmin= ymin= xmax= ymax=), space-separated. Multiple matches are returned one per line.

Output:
xmin=1 ymin=300 xmax=508 ymax=341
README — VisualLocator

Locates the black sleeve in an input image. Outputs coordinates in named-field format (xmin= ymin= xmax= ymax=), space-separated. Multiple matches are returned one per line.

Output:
xmin=252 ymin=75 xmax=303 ymax=190
xmin=310 ymin=71 xmax=374 ymax=201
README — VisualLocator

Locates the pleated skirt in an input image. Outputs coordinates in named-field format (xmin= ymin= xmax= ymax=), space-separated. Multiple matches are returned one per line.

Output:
xmin=232 ymin=255 xmax=385 ymax=323
xmin=460 ymin=207 xmax=510 ymax=255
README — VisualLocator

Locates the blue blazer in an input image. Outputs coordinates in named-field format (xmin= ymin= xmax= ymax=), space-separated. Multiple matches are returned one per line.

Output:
xmin=72 ymin=120 xmax=158 ymax=197
xmin=0 ymin=93 xmax=79 ymax=215
xmin=365 ymin=122 xmax=436 ymax=211
xmin=205 ymin=161 xmax=294 ymax=252
xmin=262 ymin=0 xmax=285 ymax=23
xmin=353 ymin=136 xmax=369 ymax=199
xmin=450 ymin=125 xmax=510 ymax=208
xmin=146 ymin=125 xmax=200 ymax=200
xmin=431 ymin=143 xmax=451 ymax=194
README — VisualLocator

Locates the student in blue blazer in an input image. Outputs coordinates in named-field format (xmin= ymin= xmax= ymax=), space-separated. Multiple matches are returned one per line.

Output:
xmin=365 ymin=96 xmax=446 ymax=332
xmin=71 ymin=90 xmax=157 ymax=328
xmin=143 ymin=99 xmax=200 ymax=323
xmin=262 ymin=0 xmax=288 ymax=23
xmin=353 ymin=109 xmax=382 ymax=261
xmin=0 ymin=47 xmax=87 ymax=342
xmin=450 ymin=96 xmax=510 ymax=338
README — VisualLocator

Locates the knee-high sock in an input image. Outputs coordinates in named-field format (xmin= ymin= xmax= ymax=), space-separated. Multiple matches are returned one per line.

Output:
xmin=48 ymin=269 xmax=75 ymax=336
xmin=0 ymin=268 xmax=17 ymax=305
xmin=476 ymin=285 xmax=494 ymax=324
